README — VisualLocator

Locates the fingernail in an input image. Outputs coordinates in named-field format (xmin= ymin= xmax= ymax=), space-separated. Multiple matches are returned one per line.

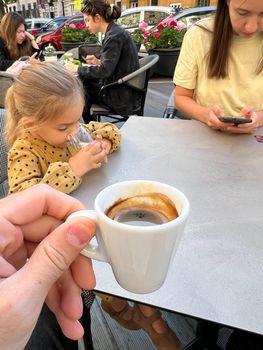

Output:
xmin=67 ymin=224 xmax=89 ymax=247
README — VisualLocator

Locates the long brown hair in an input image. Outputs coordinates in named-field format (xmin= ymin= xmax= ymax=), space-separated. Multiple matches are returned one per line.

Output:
xmin=203 ymin=0 xmax=263 ymax=78
xmin=0 ymin=12 xmax=32 ymax=60
xmin=81 ymin=0 xmax=121 ymax=22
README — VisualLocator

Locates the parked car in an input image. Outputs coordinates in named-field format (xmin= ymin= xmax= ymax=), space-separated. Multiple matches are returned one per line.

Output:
xmin=25 ymin=17 xmax=51 ymax=36
xmin=117 ymin=6 xmax=173 ymax=30
xmin=36 ymin=15 xmax=84 ymax=50
xmin=169 ymin=5 xmax=216 ymax=27
xmin=36 ymin=16 xmax=71 ymax=35
xmin=118 ymin=5 xmax=216 ymax=32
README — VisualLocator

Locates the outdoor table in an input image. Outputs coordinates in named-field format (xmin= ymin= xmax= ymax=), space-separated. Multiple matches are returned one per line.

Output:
xmin=72 ymin=116 xmax=263 ymax=335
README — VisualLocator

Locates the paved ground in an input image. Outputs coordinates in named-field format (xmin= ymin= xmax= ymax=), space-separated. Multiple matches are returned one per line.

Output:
xmin=144 ymin=75 xmax=174 ymax=118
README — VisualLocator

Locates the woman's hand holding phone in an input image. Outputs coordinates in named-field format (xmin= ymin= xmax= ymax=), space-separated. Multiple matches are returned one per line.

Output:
xmin=218 ymin=116 xmax=252 ymax=124
xmin=218 ymin=107 xmax=262 ymax=134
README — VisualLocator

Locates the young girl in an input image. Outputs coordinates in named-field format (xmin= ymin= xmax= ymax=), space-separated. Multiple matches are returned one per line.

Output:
xmin=174 ymin=0 xmax=263 ymax=134
xmin=6 ymin=62 xmax=120 ymax=194
xmin=6 ymin=62 xmax=181 ymax=350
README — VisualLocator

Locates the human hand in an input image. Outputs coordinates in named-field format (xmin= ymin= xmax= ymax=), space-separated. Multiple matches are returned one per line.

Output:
xmin=219 ymin=107 xmax=261 ymax=134
xmin=69 ymin=140 xmax=107 ymax=177
xmin=0 ymin=184 xmax=96 ymax=349
xmin=83 ymin=55 xmax=101 ymax=65
xmin=95 ymin=135 xmax=112 ymax=155
xmin=204 ymin=105 xmax=226 ymax=130
xmin=28 ymin=51 xmax=39 ymax=64
xmin=25 ymin=31 xmax=35 ymax=42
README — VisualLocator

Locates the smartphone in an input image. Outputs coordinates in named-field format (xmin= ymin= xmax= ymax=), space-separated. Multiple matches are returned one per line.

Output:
xmin=219 ymin=117 xmax=252 ymax=124
xmin=34 ymin=49 xmax=43 ymax=59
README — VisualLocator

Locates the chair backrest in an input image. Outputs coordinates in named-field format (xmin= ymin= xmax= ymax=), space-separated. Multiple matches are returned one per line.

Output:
xmin=60 ymin=47 xmax=79 ymax=61
xmin=117 ymin=54 xmax=159 ymax=115
xmin=163 ymin=88 xmax=191 ymax=120
xmin=120 ymin=54 xmax=159 ymax=91
xmin=0 ymin=109 xmax=9 ymax=198
xmin=0 ymin=71 xmax=15 ymax=108
xmin=78 ymin=44 xmax=102 ymax=62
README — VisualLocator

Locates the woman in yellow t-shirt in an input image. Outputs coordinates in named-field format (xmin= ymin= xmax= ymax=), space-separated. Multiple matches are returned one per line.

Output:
xmin=174 ymin=0 xmax=263 ymax=134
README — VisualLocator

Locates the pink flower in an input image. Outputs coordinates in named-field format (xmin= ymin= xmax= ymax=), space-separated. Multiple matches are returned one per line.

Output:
xmin=69 ymin=23 xmax=76 ymax=28
xmin=176 ymin=24 xmax=187 ymax=31
xmin=153 ymin=32 xmax=161 ymax=38
xmin=139 ymin=21 xmax=148 ymax=31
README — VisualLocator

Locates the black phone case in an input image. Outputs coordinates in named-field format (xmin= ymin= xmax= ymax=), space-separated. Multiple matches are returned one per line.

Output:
xmin=219 ymin=117 xmax=252 ymax=124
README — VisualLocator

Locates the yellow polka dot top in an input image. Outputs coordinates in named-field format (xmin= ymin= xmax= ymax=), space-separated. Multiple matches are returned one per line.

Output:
xmin=8 ymin=122 xmax=121 ymax=194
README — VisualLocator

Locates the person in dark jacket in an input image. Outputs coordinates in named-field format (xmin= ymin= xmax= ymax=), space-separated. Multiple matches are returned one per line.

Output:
xmin=65 ymin=0 xmax=141 ymax=123
xmin=0 ymin=12 xmax=40 ymax=71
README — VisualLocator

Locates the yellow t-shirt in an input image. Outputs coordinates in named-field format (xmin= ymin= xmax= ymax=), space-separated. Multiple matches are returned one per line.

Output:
xmin=174 ymin=17 xmax=263 ymax=116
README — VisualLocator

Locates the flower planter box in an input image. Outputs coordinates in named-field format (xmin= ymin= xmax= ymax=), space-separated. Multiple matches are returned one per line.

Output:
xmin=148 ymin=48 xmax=181 ymax=77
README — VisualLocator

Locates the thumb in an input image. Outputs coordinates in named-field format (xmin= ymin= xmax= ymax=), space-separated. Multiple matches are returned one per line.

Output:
xmin=26 ymin=217 xmax=95 ymax=293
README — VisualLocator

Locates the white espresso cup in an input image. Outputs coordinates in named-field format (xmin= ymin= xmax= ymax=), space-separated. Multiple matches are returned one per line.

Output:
xmin=67 ymin=180 xmax=190 ymax=294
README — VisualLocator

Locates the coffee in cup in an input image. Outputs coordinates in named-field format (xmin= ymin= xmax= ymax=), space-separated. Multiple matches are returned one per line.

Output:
xmin=106 ymin=192 xmax=178 ymax=226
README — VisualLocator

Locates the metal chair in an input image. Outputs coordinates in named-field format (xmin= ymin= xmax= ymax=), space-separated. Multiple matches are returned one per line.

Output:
xmin=0 ymin=71 xmax=15 ymax=109
xmin=90 ymin=54 xmax=159 ymax=124
xmin=78 ymin=43 xmax=102 ymax=62
xmin=163 ymin=88 xmax=191 ymax=120
xmin=0 ymin=109 xmax=9 ymax=198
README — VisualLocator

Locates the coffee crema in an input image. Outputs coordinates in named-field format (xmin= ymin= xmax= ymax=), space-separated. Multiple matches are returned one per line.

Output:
xmin=105 ymin=192 xmax=178 ymax=226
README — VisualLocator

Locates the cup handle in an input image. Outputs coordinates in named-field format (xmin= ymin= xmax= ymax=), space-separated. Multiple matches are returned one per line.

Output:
xmin=66 ymin=209 xmax=108 ymax=262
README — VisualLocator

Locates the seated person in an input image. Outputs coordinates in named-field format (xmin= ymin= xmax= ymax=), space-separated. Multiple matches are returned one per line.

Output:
xmin=173 ymin=0 xmax=263 ymax=134
xmin=65 ymin=0 xmax=141 ymax=123
xmin=0 ymin=12 xmax=40 ymax=71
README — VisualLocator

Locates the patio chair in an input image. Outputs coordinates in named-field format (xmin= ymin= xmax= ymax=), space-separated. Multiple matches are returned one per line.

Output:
xmin=0 ymin=71 xmax=15 ymax=109
xmin=163 ymin=88 xmax=191 ymax=120
xmin=78 ymin=43 xmax=102 ymax=62
xmin=90 ymin=54 xmax=159 ymax=124
xmin=0 ymin=109 xmax=9 ymax=198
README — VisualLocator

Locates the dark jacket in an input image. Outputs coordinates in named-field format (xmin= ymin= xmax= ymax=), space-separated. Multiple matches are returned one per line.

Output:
xmin=0 ymin=37 xmax=14 ymax=71
xmin=78 ymin=22 xmax=141 ymax=115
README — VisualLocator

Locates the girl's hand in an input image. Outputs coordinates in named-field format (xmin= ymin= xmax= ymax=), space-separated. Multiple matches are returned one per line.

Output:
xmin=95 ymin=135 xmax=112 ymax=154
xmin=68 ymin=141 xmax=107 ymax=177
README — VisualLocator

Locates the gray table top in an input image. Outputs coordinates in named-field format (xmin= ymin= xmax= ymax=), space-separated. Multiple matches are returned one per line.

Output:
xmin=73 ymin=116 xmax=263 ymax=334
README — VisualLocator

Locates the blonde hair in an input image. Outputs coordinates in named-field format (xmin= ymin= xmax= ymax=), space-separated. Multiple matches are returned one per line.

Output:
xmin=5 ymin=62 xmax=85 ymax=147
xmin=0 ymin=12 xmax=32 ymax=60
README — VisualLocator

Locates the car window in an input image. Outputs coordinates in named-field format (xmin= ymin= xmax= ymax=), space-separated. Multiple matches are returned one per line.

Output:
xmin=117 ymin=13 xmax=140 ymax=29
xmin=177 ymin=10 xmax=214 ymax=27
xmin=46 ymin=21 xmax=59 ymax=30
xmin=144 ymin=11 xmax=169 ymax=26
xmin=34 ymin=22 xmax=45 ymax=29
xmin=68 ymin=18 xmax=85 ymax=26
